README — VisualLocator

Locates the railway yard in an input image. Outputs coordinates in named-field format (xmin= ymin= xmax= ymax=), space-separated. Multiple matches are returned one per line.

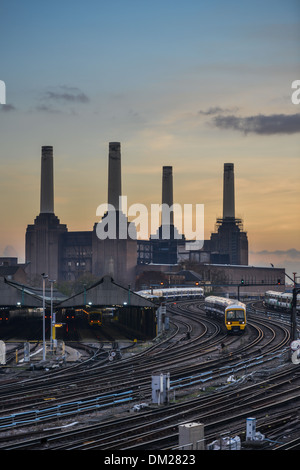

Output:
xmin=0 ymin=299 xmax=299 ymax=451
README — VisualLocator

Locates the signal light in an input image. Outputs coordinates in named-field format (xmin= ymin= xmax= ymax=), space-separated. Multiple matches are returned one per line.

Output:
xmin=241 ymin=279 xmax=244 ymax=285
xmin=277 ymin=279 xmax=281 ymax=285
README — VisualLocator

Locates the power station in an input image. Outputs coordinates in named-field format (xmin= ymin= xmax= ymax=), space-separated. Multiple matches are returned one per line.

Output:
xmin=25 ymin=143 xmax=249 ymax=288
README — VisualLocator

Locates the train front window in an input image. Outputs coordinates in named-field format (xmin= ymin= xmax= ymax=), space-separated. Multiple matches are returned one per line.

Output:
xmin=226 ymin=309 xmax=245 ymax=321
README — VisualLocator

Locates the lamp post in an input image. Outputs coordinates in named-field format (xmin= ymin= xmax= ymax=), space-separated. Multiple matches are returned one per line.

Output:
xmin=49 ymin=279 xmax=56 ymax=352
xmin=284 ymin=272 xmax=299 ymax=341
xmin=291 ymin=287 xmax=300 ymax=341
xmin=41 ymin=273 xmax=48 ymax=361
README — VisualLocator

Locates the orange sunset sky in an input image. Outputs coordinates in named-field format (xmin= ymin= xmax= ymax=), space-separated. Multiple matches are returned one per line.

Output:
xmin=0 ymin=0 xmax=299 ymax=278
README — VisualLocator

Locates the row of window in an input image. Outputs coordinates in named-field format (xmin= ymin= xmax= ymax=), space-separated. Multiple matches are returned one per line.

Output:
xmin=66 ymin=261 xmax=88 ymax=267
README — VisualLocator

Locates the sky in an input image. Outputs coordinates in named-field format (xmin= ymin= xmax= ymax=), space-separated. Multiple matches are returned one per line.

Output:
xmin=0 ymin=0 xmax=299 ymax=278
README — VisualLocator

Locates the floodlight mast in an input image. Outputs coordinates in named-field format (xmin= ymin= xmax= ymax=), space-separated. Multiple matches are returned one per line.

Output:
xmin=291 ymin=287 xmax=300 ymax=341
xmin=41 ymin=273 xmax=48 ymax=361
xmin=49 ymin=279 xmax=56 ymax=351
xmin=284 ymin=271 xmax=299 ymax=341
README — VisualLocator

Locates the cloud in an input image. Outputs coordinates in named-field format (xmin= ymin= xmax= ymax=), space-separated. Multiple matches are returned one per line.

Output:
xmin=249 ymin=248 xmax=300 ymax=279
xmin=199 ymin=106 xmax=239 ymax=115
xmin=212 ymin=113 xmax=300 ymax=135
xmin=254 ymin=249 xmax=300 ymax=260
xmin=35 ymin=104 xmax=61 ymax=114
xmin=0 ymin=104 xmax=16 ymax=112
xmin=42 ymin=85 xmax=89 ymax=104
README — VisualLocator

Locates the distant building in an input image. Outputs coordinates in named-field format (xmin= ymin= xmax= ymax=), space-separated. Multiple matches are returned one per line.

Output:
xmin=198 ymin=264 xmax=285 ymax=296
xmin=0 ymin=265 xmax=28 ymax=284
xmin=0 ymin=257 xmax=18 ymax=266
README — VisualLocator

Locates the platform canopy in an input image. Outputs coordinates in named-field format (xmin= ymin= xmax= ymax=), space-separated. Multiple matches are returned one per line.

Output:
xmin=57 ymin=275 xmax=155 ymax=308
xmin=1 ymin=275 xmax=155 ymax=309
xmin=0 ymin=278 xmax=67 ymax=308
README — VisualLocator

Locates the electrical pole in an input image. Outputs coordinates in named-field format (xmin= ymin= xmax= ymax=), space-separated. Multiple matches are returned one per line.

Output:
xmin=291 ymin=287 xmax=300 ymax=341
xmin=41 ymin=273 xmax=48 ymax=361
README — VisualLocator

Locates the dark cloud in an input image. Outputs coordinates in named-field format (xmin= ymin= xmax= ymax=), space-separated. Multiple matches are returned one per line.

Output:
xmin=0 ymin=103 xmax=16 ymax=112
xmin=42 ymin=86 xmax=89 ymax=104
xmin=35 ymin=104 xmax=61 ymax=114
xmin=199 ymin=106 xmax=239 ymax=115
xmin=212 ymin=113 xmax=300 ymax=135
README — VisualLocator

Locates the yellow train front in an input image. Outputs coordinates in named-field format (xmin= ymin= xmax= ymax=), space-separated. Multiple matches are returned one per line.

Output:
xmin=205 ymin=296 xmax=246 ymax=334
xmin=224 ymin=304 xmax=246 ymax=333
xmin=88 ymin=311 xmax=102 ymax=327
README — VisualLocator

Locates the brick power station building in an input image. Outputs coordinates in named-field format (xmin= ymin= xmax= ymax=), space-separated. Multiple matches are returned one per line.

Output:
xmin=24 ymin=143 xmax=284 ymax=293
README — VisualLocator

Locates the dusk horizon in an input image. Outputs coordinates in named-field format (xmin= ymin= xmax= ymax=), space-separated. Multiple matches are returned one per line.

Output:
xmin=1 ymin=0 xmax=299 ymax=279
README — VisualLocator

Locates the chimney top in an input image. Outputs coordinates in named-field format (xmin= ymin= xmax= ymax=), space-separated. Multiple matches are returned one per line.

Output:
xmin=223 ymin=162 xmax=235 ymax=219
xmin=40 ymin=146 xmax=54 ymax=214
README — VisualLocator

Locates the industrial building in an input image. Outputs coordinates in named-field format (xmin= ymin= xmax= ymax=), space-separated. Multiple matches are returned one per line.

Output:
xmin=22 ymin=142 xmax=284 ymax=294
xmin=25 ymin=143 xmax=137 ymax=287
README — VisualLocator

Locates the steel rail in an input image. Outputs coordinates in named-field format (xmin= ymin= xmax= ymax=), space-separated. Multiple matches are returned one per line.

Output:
xmin=0 ymin=298 xmax=296 ymax=449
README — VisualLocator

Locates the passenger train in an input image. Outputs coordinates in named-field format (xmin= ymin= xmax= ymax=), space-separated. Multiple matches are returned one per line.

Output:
xmin=0 ymin=308 xmax=9 ymax=324
xmin=0 ymin=308 xmax=44 ymax=324
xmin=205 ymin=296 xmax=247 ymax=334
xmin=136 ymin=287 xmax=204 ymax=302
xmin=264 ymin=290 xmax=300 ymax=313
xmin=87 ymin=311 xmax=102 ymax=327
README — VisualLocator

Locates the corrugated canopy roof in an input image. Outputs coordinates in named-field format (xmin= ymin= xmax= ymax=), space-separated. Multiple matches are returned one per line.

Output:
xmin=58 ymin=275 xmax=155 ymax=308
xmin=2 ymin=276 xmax=155 ymax=308
xmin=2 ymin=278 xmax=67 ymax=307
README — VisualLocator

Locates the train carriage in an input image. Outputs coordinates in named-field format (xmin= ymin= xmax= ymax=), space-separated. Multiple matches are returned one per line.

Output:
xmin=136 ymin=287 xmax=204 ymax=302
xmin=205 ymin=296 xmax=247 ymax=334
xmin=264 ymin=290 xmax=300 ymax=313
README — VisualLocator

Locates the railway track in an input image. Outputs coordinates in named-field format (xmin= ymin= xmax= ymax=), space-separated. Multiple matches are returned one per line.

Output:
xmin=0 ymin=298 xmax=298 ymax=450
xmin=2 ymin=366 xmax=299 ymax=450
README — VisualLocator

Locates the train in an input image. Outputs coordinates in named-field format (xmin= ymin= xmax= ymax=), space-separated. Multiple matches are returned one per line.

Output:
xmin=85 ymin=307 xmax=116 ymax=326
xmin=87 ymin=311 xmax=102 ymax=327
xmin=65 ymin=311 xmax=76 ymax=321
xmin=136 ymin=287 xmax=204 ymax=302
xmin=205 ymin=296 xmax=247 ymax=334
xmin=0 ymin=308 xmax=10 ymax=324
xmin=0 ymin=308 xmax=44 ymax=324
xmin=264 ymin=290 xmax=300 ymax=313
